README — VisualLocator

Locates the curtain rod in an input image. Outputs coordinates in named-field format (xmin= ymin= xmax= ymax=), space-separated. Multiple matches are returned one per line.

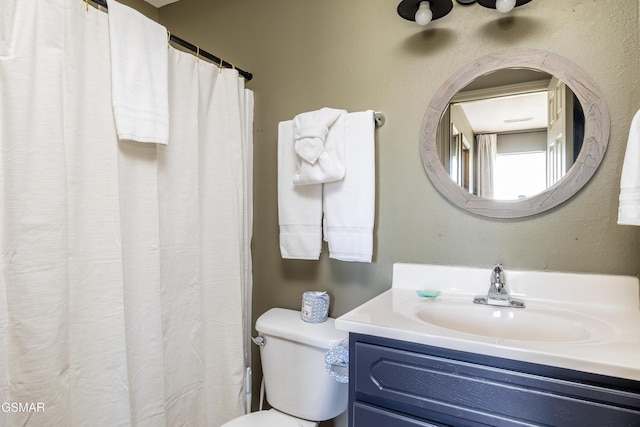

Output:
xmin=89 ymin=0 xmax=253 ymax=81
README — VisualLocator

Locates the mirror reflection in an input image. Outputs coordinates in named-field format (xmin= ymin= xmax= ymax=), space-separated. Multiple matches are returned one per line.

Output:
xmin=438 ymin=69 xmax=585 ymax=200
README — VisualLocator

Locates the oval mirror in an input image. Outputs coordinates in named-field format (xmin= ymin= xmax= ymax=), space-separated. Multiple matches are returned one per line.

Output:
xmin=420 ymin=49 xmax=610 ymax=218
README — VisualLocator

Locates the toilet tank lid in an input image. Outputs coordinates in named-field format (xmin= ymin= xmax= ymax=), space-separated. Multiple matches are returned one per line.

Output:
xmin=256 ymin=308 xmax=347 ymax=349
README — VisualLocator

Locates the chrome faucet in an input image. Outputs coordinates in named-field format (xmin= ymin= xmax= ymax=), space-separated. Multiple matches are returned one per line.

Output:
xmin=473 ymin=263 xmax=525 ymax=308
xmin=491 ymin=264 xmax=505 ymax=294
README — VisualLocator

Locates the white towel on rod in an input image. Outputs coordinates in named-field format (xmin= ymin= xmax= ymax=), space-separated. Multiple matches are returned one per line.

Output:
xmin=106 ymin=0 xmax=169 ymax=144
xmin=324 ymin=111 xmax=375 ymax=262
xmin=292 ymin=108 xmax=347 ymax=185
xmin=278 ymin=120 xmax=323 ymax=259
xmin=618 ymin=109 xmax=640 ymax=225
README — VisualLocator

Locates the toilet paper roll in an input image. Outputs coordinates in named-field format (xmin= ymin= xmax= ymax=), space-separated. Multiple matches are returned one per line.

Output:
xmin=301 ymin=291 xmax=330 ymax=323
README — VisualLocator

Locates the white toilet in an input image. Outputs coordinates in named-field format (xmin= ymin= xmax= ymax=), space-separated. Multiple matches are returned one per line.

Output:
xmin=222 ymin=308 xmax=348 ymax=427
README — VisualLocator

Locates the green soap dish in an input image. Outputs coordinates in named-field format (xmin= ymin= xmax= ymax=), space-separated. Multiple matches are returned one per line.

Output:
xmin=416 ymin=289 xmax=441 ymax=298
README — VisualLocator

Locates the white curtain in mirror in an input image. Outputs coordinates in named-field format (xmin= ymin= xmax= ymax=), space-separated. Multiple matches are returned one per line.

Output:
xmin=0 ymin=1 xmax=253 ymax=425
xmin=477 ymin=134 xmax=497 ymax=198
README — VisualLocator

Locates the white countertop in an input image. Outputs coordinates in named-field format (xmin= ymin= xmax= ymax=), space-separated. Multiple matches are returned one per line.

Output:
xmin=335 ymin=263 xmax=640 ymax=381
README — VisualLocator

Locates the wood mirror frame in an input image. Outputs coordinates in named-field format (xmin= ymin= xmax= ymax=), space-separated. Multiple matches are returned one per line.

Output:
xmin=420 ymin=48 xmax=610 ymax=219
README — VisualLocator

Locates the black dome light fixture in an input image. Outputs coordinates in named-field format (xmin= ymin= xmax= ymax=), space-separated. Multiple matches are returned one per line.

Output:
xmin=397 ymin=0 xmax=454 ymax=26
xmin=397 ymin=0 xmax=532 ymax=26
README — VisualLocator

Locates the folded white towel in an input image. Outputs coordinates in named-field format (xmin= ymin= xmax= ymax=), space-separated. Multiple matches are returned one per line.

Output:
xmin=619 ymin=110 xmax=640 ymax=225
xmin=106 ymin=0 xmax=169 ymax=145
xmin=324 ymin=111 xmax=375 ymax=262
xmin=293 ymin=108 xmax=347 ymax=185
xmin=278 ymin=120 xmax=323 ymax=259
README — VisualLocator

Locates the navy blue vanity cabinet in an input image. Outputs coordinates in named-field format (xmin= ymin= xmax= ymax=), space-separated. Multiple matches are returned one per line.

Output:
xmin=348 ymin=333 xmax=640 ymax=427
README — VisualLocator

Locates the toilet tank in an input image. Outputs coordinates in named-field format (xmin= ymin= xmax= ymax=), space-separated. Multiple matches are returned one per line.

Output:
xmin=255 ymin=308 xmax=348 ymax=421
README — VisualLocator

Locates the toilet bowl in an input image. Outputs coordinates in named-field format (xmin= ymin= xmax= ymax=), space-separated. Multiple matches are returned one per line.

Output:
xmin=221 ymin=308 xmax=348 ymax=427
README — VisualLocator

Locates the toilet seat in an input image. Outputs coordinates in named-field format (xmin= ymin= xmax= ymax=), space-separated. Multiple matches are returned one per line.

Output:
xmin=221 ymin=409 xmax=317 ymax=427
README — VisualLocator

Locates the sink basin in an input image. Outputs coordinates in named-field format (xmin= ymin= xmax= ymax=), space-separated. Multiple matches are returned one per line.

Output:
xmin=414 ymin=301 xmax=612 ymax=342
xmin=336 ymin=263 xmax=640 ymax=380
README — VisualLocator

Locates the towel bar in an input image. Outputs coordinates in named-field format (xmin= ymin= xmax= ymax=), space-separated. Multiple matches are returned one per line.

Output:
xmin=373 ymin=112 xmax=385 ymax=127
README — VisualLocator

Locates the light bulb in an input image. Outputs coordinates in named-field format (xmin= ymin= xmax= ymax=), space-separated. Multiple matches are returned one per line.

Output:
xmin=495 ymin=0 xmax=517 ymax=13
xmin=415 ymin=1 xmax=433 ymax=26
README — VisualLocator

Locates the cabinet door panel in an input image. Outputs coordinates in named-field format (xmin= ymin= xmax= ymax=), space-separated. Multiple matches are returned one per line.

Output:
xmin=353 ymin=402 xmax=446 ymax=427
xmin=353 ymin=341 xmax=640 ymax=426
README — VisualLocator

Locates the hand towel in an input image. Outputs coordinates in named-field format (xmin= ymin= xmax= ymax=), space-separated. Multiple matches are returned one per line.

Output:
xmin=293 ymin=108 xmax=347 ymax=185
xmin=324 ymin=111 xmax=375 ymax=262
xmin=106 ymin=0 xmax=169 ymax=144
xmin=278 ymin=120 xmax=323 ymax=259
xmin=618 ymin=110 xmax=640 ymax=225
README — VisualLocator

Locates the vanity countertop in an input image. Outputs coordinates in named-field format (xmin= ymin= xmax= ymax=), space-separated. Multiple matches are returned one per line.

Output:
xmin=335 ymin=263 xmax=640 ymax=381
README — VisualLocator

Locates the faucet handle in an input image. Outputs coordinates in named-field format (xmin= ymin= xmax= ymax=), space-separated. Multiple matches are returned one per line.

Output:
xmin=492 ymin=263 xmax=504 ymax=284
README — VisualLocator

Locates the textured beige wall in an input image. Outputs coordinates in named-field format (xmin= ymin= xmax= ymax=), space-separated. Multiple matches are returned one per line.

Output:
xmin=157 ymin=0 xmax=640 ymax=424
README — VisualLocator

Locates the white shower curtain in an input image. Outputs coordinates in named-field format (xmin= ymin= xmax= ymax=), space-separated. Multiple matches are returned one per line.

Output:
xmin=0 ymin=1 xmax=253 ymax=426
xmin=477 ymin=134 xmax=497 ymax=199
